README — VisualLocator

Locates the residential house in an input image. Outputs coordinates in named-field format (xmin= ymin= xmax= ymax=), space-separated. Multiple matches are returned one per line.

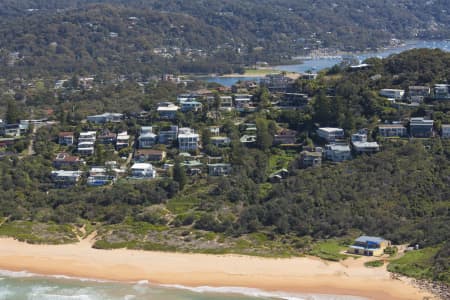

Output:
xmin=240 ymin=135 xmax=257 ymax=145
xmin=440 ymin=124 xmax=450 ymax=139
xmin=219 ymin=96 xmax=234 ymax=111
xmin=51 ymin=170 xmax=84 ymax=187
xmin=279 ymin=93 xmax=309 ymax=107
xmin=0 ymin=124 xmax=21 ymax=137
xmin=324 ymin=144 xmax=352 ymax=162
xmin=180 ymin=100 xmax=202 ymax=112
xmin=130 ymin=163 xmax=157 ymax=178
xmin=58 ymin=132 xmax=75 ymax=146
xmin=178 ymin=128 xmax=200 ymax=152
xmin=87 ymin=167 xmax=115 ymax=186
xmin=87 ymin=113 xmax=123 ymax=124
xmin=159 ymin=126 xmax=178 ymax=145
xmin=273 ymin=128 xmax=297 ymax=145
xmin=408 ymin=86 xmax=430 ymax=103
xmin=78 ymin=131 xmax=97 ymax=143
xmin=77 ymin=142 xmax=95 ymax=156
xmin=351 ymin=133 xmax=380 ymax=154
xmin=378 ymin=124 xmax=408 ymax=137
xmin=79 ymin=77 xmax=94 ymax=89
xmin=379 ymin=89 xmax=405 ymax=100
xmin=134 ymin=149 xmax=166 ymax=162
xmin=157 ymin=102 xmax=179 ymax=119
xmin=409 ymin=117 xmax=434 ymax=138
xmin=116 ymin=131 xmax=130 ymax=150
xmin=209 ymin=126 xmax=221 ymax=136
xmin=53 ymin=153 xmax=85 ymax=169
xmin=268 ymin=168 xmax=289 ymax=183
xmin=260 ymin=74 xmax=293 ymax=92
xmin=317 ymin=127 xmax=345 ymax=142
xmin=348 ymin=236 xmax=391 ymax=256
xmin=300 ymin=151 xmax=322 ymax=168
xmin=208 ymin=163 xmax=232 ymax=176
xmin=210 ymin=136 xmax=231 ymax=147
xmin=138 ymin=132 xmax=157 ymax=149
xmin=234 ymin=94 xmax=253 ymax=112
xmin=434 ymin=84 xmax=450 ymax=100
xmin=97 ymin=131 xmax=116 ymax=145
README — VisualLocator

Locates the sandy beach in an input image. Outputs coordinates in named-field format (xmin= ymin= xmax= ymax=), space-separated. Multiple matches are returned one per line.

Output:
xmin=0 ymin=236 xmax=436 ymax=300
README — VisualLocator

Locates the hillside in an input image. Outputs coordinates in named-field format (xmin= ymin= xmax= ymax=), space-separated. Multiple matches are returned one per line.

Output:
xmin=1 ymin=1 xmax=450 ymax=77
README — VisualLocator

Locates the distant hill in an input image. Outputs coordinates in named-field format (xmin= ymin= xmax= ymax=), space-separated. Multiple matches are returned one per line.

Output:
xmin=0 ymin=1 xmax=449 ymax=76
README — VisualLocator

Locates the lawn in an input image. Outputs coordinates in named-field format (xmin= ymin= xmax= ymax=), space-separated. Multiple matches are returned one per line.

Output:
xmin=308 ymin=240 xmax=350 ymax=261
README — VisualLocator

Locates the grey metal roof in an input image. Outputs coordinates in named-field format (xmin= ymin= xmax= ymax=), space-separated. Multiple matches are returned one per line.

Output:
xmin=355 ymin=236 xmax=386 ymax=244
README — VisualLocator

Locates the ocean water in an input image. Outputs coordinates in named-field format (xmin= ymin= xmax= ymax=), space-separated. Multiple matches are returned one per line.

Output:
xmin=204 ymin=39 xmax=450 ymax=86
xmin=0 ymin=270 xmax=367 ymax=300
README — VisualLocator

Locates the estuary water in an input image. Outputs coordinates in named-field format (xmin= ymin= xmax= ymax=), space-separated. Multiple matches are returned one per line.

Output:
xmin=0 ymin=270 xmax=367 ymax=300
xmin=204 ymin=40 xmax=450 ymax=86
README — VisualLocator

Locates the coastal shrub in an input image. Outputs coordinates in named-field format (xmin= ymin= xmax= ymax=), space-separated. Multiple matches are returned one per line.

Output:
xmin=364 ymin=260 xmax=385 ymax=268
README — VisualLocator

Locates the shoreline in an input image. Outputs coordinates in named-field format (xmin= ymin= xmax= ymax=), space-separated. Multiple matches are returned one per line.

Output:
xmin=0 ymin=237 xmax=438 ymax=300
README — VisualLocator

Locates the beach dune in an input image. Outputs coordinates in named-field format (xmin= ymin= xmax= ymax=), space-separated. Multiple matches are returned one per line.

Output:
xmin=0 ymin=237 xmax=435 ymax=300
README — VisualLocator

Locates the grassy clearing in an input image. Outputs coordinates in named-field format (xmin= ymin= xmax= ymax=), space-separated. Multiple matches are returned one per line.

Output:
xmin=0 ymin=221 xmax=78 ymax=244
xmin=308 ymin=240 xmax=350 ymax=261
xmin=387 ymin=247 xmax=440 ymax=281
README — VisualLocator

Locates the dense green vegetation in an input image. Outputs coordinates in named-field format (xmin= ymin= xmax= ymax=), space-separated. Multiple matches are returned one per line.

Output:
xmin=1 ymin=1 xmax=450 ymax=77
xmin=388 ymin=245 xmax=450 ymax=283
xmin=0 ymin=47 xmax=449 ymax=285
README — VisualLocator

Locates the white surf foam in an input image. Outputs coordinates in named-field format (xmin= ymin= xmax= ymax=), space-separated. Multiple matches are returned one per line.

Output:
xmin=160 ymin=284 xmax=368 ymax=300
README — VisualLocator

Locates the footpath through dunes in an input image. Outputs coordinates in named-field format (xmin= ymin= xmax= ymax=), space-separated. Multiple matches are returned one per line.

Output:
xmin=0 ymin=236 xmax=438 ymax=300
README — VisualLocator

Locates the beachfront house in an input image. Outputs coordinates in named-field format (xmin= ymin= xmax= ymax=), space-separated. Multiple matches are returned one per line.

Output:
xmin=348 ymin=236 xmax=391 ymax=256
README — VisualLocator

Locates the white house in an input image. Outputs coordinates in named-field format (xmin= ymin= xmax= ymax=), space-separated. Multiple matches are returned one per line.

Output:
xmin=131 ymin=163 xmax=156 ymax=178
xmin=157 ymin=102 xmax=179 ymax=119
xmin=325 ymin=144 xmax=352 ymax=162
xmin=116 ymin=131 xmax=130 ymax=150
xmin=178 ymin=128 xmax=200 ymax=152
xmin=78 ymin=131 xmax=97 ymax=143
xmin=210 ymin=136 xmax=231 ymax=147
xmin=378 ymin=124 xmax=407 ymax=137
xmin=87 ymin=113 xmax=123 ymax=124
xmin=219 ymin=96 xmax=234 ymax=111
xmin=77 ymin=141 xmax=95 ymax=156
xmin=379 ymin=89 xmax=405 ymax=100
xmin=317 ymin=127 xmax=345 ymax=142
xmin=51 ymin=170 xmax=84 ymax=186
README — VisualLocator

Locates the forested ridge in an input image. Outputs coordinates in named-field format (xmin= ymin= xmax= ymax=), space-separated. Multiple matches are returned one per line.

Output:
xmin=1 ymin=1 xmax=450 ymax=77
